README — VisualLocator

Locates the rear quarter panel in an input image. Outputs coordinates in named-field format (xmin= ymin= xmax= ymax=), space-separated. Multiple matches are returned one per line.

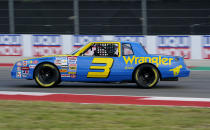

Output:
xmin=124 ymin=42 xmax=190 ymax=79
xmin=11 ymin=57 xmax=56 ymax=80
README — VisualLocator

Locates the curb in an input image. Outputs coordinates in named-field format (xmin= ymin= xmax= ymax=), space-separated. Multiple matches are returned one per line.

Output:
xmin=0 ymin=91 xmax=210 ymax=108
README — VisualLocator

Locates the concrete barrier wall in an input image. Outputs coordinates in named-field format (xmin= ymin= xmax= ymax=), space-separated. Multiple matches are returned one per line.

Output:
xmin=0 ymin=34 xmax=209 ymax=59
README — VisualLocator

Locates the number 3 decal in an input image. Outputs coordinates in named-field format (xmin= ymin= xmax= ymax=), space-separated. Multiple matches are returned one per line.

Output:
xmin=87 ymin=58 xmax=114 ymax=78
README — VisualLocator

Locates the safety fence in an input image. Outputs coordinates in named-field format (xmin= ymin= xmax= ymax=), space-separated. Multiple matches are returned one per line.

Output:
xmin=2 ymin=0 xmax=210 ymax=35
xmin=0 ymin=34 xmax=209 ymax=59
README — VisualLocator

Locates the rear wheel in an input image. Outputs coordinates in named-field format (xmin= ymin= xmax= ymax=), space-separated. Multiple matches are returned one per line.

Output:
xmin=34 ymin=63 xmax=60 ymax=87
xmin=134 ymin=64 xmax=159 ymax=88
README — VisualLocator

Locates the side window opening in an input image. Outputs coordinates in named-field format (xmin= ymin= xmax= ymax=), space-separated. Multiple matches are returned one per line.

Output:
xmin=81 ymin=43 xmax=119 ymax=57
xmin=122 ymin=43 xmax=134 ymax=56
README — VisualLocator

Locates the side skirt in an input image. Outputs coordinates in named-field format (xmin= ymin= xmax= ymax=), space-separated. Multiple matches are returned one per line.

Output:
xmin=160 ymin=77 xmax=178 ymax=81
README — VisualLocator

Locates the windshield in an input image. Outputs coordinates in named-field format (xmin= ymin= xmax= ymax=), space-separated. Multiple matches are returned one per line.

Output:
xmin=70 ymin=45 xmax=84 ymax=55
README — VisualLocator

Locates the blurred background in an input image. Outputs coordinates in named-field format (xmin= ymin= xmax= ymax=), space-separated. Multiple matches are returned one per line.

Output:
xmin=1 ymin=0 xmax=210 ymax=35
xmin=0 ymin=0 xmax=210 ymax=61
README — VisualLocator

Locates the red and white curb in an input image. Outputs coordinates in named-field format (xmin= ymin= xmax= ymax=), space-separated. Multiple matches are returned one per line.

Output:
xmin=0 ymin=91 xmax=210 ymax=108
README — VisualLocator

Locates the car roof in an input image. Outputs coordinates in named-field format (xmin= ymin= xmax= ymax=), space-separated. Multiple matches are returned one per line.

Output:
xmin=89 ymin=41 xmax=142 ymax=46
xmin=121 ymin=41 xmax=144 ymax=47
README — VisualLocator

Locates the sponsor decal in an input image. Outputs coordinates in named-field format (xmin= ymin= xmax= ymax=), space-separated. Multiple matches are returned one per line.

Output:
xmin=69 ymin=64 xmax=77 ymax=67
xmin=125 ymin=66 xmax=134 ymax=70
xmin=70 ymin=74 xmax=76 ymax=78
xmin=54 ymin=60 xmax=61 ymax=65
xmin=68 ymin=68 xmax=77 ymax=72
xmin=68 ymin=72 xmax=76 ymax=74
xmin=29 ymin=65 xmax=36 ymax=69
xmin=17 ymin=62 xmax=22 ymax=66
xmin=32 ymin=35 xmax=62 ymax=57
xmin=0 ymin=34 xmax=23 ymax=56
xmin=17 ymin=67 xmax=21 ymax=71
xmin=16 ymin=72 xmax=21 ymax=78
xmin=69 ymin=66 xmax=77 ymax=70
xmin=123 ymin=56 xmax=173 ymax=67
xmin=61 ymin=74 xmax=76 ymax=78
xmin=22 ymin=70 xmax=29 ymax=74
xmin=59 ymin=69 xmax=67 ymax=73
xmin=202 ymin=36 xmax=210 ymax=59
xmin=54 ymin=57 xmax=67 ymax=66
xmin=22 ymin=69 xmax=29 ymax=78
xmin=27 ymin=60 xmax=33 ymax=64
xmin=68 ymin=56 xmax=77 ymax=71
xmin=22 ymin=74 xmax=28 ymax=78
xmin=23 ymin=61 xmax=27 ymax=66
xmin=156 ymin=36 xmax=191 ymax=59
xmin=61 ymin=74 xmax=70 ymax=77
xmin=56 ymin=56 xmax=67 ymax=60
xmin=61 ymin=65 xmax=68 ymax=68
xmin=54 ymin=60 xmax=67 ymax=66
xmin=170 ymin=65 xmax=182 ymax=76
xmin=33 ymin=60 xmax=39 ymax=64
xmin=68 ymin=56 xmax=78 ymax=72
xmin=68 ymin=56 xmax=77 ymax=64
xmin=68 ymin=61 xmax=77 ymax=64
xmin=68 ymin=56 xmax=77 ymax=61
xmin=21 ymin=67 xmax=29 ymax=70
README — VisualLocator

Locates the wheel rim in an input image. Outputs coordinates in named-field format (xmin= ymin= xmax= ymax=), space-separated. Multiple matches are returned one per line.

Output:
xmin=138 ymin=67 xmax=156 ymax=86
xmin=37 ymin=66 xmax=56 ymax=84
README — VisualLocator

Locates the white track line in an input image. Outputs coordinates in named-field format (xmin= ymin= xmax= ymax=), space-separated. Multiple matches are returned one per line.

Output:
xmin=0 ymin=91 xmax=52 ymax=96
xmin=144 ymin=97 xmax=210 ymax=102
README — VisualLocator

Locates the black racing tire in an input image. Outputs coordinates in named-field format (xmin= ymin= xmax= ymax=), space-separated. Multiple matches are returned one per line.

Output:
xmin=34 ymin=63 xmax=60 ymax=88
xmin=134 ymin=64 xmax=159 ymax=89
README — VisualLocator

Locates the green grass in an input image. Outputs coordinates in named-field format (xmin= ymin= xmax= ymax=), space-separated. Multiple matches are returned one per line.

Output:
xmin=0 ymin=100 xmax=210 ymax=130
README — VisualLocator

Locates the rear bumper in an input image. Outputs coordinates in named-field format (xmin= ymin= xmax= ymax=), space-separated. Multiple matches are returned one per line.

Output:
xmin=160 ymin=66 xmax=190 ymax=78
xmin=11 ymin=71 xmax=16 ymax=79
xmin=11 ymin=62 xmax=33 ymax=80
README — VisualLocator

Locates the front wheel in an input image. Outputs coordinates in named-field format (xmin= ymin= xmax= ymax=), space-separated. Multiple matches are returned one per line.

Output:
xmin=134 ymin=64 xmax=159 ymax=88
xmin=34 ymin=63 xmax=60 ymax=87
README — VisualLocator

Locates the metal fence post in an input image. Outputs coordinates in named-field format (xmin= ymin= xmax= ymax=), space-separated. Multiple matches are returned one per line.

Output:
xmin=141 ymin=0 xmax=147 ymax=35
xmin=74 ymin=0 xmax=80 ymax=35
xmin=8 ymin=0 xmax=15 ymax=34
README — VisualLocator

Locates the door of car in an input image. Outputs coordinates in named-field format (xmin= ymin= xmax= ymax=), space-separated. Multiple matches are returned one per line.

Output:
xmin=74 ymin=42 xmax=125 ymax=82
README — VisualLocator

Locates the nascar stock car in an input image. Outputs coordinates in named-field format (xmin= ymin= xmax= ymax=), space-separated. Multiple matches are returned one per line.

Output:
xmin=11 ymin=41 xmax=190 ymax=88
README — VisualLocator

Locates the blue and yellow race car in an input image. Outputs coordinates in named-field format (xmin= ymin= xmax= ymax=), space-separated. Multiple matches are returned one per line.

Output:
xmin=11 ymin=42 xmax=190 ymax=88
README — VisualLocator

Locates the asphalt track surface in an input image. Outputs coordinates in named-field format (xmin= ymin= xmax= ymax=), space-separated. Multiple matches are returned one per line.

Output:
xmin=1 ymin=67 xmax=210 ymax=98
